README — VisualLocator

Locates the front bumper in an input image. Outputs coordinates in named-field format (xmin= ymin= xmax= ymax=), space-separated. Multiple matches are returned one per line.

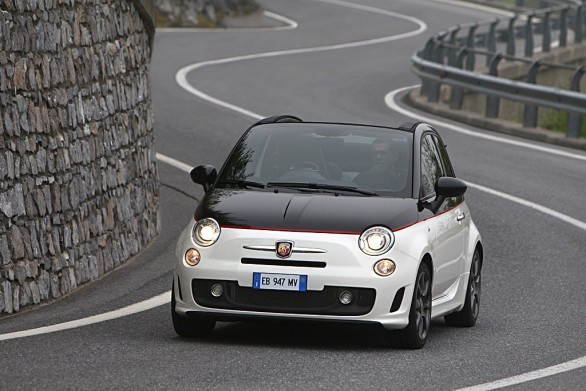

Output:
xmin=174 ymin=224 xmax=421 ymax=330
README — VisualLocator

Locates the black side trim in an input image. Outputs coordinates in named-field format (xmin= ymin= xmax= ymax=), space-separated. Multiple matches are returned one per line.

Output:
xmin=241 ymin=258 xmax=326 ymax=268
xmin=177 ymin=275 xmax=183 ymax=301
xmin=390 ymin=287 xmax=405 ymax=313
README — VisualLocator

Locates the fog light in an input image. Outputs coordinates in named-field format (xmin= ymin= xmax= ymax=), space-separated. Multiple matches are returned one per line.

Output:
xmin=211 ymin=283 xmax=223 ymax=298
xmin=184 ymin=248 xmax=201 ymax=266
xmin=339 ymin=290 xmax=353 ymax=305
xmin=374 ymin=259 xmax=396 ymax=276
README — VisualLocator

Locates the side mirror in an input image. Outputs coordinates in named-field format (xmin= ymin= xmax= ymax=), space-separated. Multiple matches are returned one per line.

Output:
xmin=436 ymin=177 xmax=467 ymax=197
xmin=190 ymin=164 xmax=217 ymax=193
xmin=423 ymin=177 xmax=467 ymax=213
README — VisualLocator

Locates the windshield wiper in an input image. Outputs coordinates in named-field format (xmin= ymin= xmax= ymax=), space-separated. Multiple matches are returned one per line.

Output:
xmin=267 ymin=182 xmax=378 ymax=196
xmin=216 ymin=179 xmax=266 ymax=189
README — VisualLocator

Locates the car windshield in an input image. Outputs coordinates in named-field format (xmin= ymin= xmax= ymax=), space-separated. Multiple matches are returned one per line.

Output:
xmin=216 ymin=123 xmax=413 ymax=197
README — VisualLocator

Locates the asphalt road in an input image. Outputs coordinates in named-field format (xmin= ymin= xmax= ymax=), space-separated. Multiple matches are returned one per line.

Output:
xmin=1 ymin=0 xmax=585 ymax=389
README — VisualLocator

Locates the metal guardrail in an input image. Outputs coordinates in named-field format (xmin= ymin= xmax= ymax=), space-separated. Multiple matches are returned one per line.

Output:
xmin=413 ymin=0 xmax=586 ymax=138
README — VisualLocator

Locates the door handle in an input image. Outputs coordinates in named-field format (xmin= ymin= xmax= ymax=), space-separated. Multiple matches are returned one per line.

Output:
xmin=456 ymin=213 xmax=465 ymax=222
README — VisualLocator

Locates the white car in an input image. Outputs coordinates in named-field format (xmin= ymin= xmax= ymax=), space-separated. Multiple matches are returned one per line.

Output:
xmin=173 ymin=116 xmax=483 ymax=348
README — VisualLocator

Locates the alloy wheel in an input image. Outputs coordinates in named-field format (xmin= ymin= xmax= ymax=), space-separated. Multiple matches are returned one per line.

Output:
xmin=414 ymin=270 xmax=431 ymax=341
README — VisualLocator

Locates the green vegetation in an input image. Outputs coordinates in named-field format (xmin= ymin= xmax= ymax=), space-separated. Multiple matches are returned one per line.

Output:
xmin=155 ymin=0 xmax=261 ymax=28
xmin=155 ymin=12 xmax=173 ymax=28
xmin=542 ymin=111 xmax=586 ymax=138
xmin=196 ymin=13 xmax=218 ymax=28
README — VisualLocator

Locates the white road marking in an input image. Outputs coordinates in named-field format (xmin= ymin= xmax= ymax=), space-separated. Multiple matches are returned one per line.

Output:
xmin=4 ymin=1 xmax=585 ymax=388
xmin=176 ymin=0 xmax=427 ymax=120
xmin=385 ymin=85 xmax=586 ymax=162
xmin=262 ymin=10 xmax=299 ymax=30
xmin=0 ymin=292 xmax=169 ymax=341
xmin=156 ymin=153 xmax=193 ymax=173
xmin=157 ymin=10 xmax=298 ymax=32
xmin=466 ymin=181 xmax=586 ymax=230
xmin=428 ymin=0 xmax=515 ymax=16
xmin=454 ymin=357 xmax=586 ymax=391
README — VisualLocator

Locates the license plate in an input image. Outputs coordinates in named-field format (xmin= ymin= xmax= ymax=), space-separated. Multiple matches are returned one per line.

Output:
xmin=252 ymin=273 xmax=307 ymax=291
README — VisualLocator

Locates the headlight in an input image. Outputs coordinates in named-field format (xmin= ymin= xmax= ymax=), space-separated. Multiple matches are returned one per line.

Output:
xmin=192 ymin=218 xmax=220 ymax=247
xmin=359 ymin=226 xmax=394 ymax=255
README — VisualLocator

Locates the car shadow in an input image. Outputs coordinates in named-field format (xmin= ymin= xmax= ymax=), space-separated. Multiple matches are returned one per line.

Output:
xmin=206 ymin=320 xmax=388 ymax=350
xmin=172 ymin=319 xmax=456 ymax=351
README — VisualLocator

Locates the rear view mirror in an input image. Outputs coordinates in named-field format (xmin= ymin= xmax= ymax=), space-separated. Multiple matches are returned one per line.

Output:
xmin=422 ymin=177 xmax=467 ymax=213
xmin=435 ymin=177 xmax=467 ymax=198
xmin=190 ymin=165 xmax=217 ymax=193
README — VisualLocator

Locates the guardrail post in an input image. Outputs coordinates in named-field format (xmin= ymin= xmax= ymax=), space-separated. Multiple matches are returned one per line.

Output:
xmin=448 ymin=26 xmax=461 ymax=66
xmin=420 ymin=40 xmax=435 ymax=97
xmin=567 ymin=66 xmax=585 ymax=138
xmin=466 ymin=23 xmax=478 ymax=70
xmin=582 ymin=2 xmax=586 ymax=41
xmin=523 ymin=61 xmax=541 ymax=128
xmin=450 ymin=49 xmax=468 ymax=110
xmin=435 ymin=32 xmax=447 ymax=64
xmin=525 ymin=13 xmax=535 ymax=57
xmin=422 ymin=39 xmax=434 ymax=61
xmin=507 ymin=17 xmax=517 ymax=56
xmin=542 ymin=11 xmax=551 ymax=53
xmin=486 ymin=19 xmax=499 ymax=66
xmin=428 ymin=35 xmax=447 ymax=103
xmin=575 ymin=5 xmax=584 ymax=43
xmin=560 ymin=8 xmax=568 ymax=47
xmin=486 ymin=54 xmax=503 ymax=118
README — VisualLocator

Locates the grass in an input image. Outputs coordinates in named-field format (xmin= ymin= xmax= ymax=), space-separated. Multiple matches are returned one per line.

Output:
xmin=154 ymin=1 xmax=261 ymax=28
xmin=542 ymin=111 xmax=586 ymax=138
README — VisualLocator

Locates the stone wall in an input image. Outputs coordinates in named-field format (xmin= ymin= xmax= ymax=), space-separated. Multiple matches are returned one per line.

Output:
xmin=0 ymin=0 xmax=160 ymax=314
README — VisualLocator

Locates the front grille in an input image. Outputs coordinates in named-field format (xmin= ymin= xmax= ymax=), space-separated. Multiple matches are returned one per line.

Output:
xmin=192 ymin=279 xmax=375 ymax=316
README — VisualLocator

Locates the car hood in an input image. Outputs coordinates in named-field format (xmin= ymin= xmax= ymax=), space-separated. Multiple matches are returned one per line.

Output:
xmin=195 ymin=189 xmax=419 ymax=233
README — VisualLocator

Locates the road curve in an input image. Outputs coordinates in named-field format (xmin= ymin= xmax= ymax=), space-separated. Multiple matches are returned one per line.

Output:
xmin=1 ymin=0 xmax=585 ymax=389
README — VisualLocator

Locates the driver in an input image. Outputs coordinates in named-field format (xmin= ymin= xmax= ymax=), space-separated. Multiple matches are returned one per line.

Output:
xmin=353 ymin=138 xmax=400 ymax=190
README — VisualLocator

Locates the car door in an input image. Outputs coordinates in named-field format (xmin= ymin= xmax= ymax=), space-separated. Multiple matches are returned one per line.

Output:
xmin=420 ymin=134 xmax=466 ymax=299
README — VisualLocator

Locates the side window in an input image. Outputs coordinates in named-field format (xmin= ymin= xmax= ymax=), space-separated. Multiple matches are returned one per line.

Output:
xmin=434 ymin=136 xmax=455 ymax=177
xmin=430 ymin=134 xmax=462 ymax=209
xmin=420 ymin=135 xmax=444 ymax=198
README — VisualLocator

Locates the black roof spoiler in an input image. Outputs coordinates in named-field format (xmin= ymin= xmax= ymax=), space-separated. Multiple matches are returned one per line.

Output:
xmin=398 ymin=122 xmax=421 ymax=131
xmin=252 ymin=115 xmax=303 ymax=127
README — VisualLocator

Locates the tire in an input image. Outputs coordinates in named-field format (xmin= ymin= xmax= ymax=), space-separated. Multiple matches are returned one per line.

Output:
xmin=444 ymin=248 xmax=481 ymax=327
xmin=171 ymin=282 xmax=215 ymax=338
xmin=388 ymin=263 xmax=432 ymax=349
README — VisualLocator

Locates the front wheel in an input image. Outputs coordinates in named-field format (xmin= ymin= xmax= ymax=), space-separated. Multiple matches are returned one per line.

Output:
xmin=387 ymin=263 xmax=432 ymax=349
xmin=171 ymin=282 xmax=215 ymax=338
xmin=444 ymin=248 xmax=481 ymax=327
